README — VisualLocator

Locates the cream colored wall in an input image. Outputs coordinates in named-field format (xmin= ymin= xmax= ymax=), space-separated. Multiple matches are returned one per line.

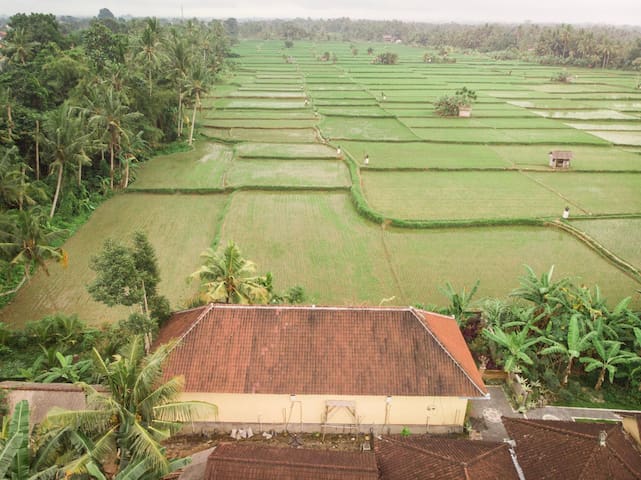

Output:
xmin=622 ymin=417 xmax=641 ymax=446
xmin=180 ymin=392 xmax=468 ymax=430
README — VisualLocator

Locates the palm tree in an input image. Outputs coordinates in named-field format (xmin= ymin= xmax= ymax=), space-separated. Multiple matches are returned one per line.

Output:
xmin=580 ymin=340 xmax=641 ymax=390
xmin=191 ymin=241 xmax=269 ymax=304
xmin=84 ymin=86 xmax=142 ymax=190
xmin=41 ymin=104 xmax=92 ymax=218
xmin=185 ymin=60 xmax=212 ymax=146
xmin=3 ymin=27 xmax=39 ymax=65
xmin=136 ymin=21 xmax=165 ymax=97
xmin=165 ymin=30 xmax=192 ymax=138
xmin=541 ymin=313 xmax=596 ymax=385
xmin=0 ymin=209 xmax=66 ymax=296
xmin=44 ymin=336 xmax=216 ymax=479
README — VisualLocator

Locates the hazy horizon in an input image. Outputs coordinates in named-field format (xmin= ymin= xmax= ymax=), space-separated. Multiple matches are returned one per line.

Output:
xmin=1 ymin=0 xmax=640 ymax=27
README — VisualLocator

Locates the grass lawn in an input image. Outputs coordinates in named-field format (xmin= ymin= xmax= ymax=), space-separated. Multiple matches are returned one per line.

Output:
xmin=383 ymin=225 xmax=641 ymax=304
xmin=572 ymin=218 xmax=641 ymax=268
xmin=319 ymin=116 xmax=420 ymax=141
xmin=526 ymin=172 xmax=641 ymax=215
xmin=203 ymin=126 xmax=319 ymax=143
xmin=341 ymin=141 xmax=510 ymax=168
xmin=217 ymin=192 xmax=402 ymax=303
xmin=2 ymin=194 xmax=229 ymax=327
xmin=494 ymin=145 xmax=641 ymax=170
xmin=133 ymin=142 xmax=232 ymax=189
xmin=225 ymin=159 xmax=351 ymax=187
xmin=235 ymin=142 xmax=337 ymax=158
xmin=361 ymin=171 xmax=567 ymax=220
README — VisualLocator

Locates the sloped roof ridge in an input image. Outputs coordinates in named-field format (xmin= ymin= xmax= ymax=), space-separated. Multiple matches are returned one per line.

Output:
xmin=210 ymin=304 xmax=415 ymax=311
xmin=506 ymin=417 xmax=618 ymax=441
xmin=575 ymin=429 xmax=641 ymax=479
xmin=382 ymin=436 xmax=464 ymax=466
xmin=169 ymin=303 xmax=215 ymax=352
xmin=211 ymin=452 xmax=377 ymax=473
xmin=410 ymin=307 xmax=487 ymax=397
xmin=385 ymin=436 xmax=510 ymax=468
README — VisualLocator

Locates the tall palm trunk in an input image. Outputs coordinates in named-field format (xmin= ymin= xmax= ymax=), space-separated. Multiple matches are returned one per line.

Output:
xmin=109 ymin=142 xmax=115 ymax=190
xmin=50 ymin=163 xmax=63 ymax=218
xmin=35 ymin=120 xmax=40 ymax=180
xmin=188 ymin=91 xmax=199 ymax=146
xmin=177 ymin=89 xmax=183 ymax=137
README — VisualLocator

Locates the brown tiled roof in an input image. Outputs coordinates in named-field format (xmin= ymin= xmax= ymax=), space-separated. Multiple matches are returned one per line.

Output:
xmin=204 ymin=443 xmax=378 ymax=480
xmin=156 ymin=305 xmax=487 ymax=397
xmin=550 ymin=150 xmax=573 ymax=159
xmin=375 ymin=435 xmax=520 ymax=480
xmin=503 ymin=417 xmax=641 ymax=479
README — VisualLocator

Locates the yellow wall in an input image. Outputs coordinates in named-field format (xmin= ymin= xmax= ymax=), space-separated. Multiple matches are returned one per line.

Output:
xmin=622 ymin=417 xmax=641 ymax=446
xmin=180 ymin=392 xmax=469 ymax=433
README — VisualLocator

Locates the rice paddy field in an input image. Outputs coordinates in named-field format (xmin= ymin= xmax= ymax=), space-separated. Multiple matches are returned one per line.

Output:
xmin=3 ymin=40 xmax=641 ymax=326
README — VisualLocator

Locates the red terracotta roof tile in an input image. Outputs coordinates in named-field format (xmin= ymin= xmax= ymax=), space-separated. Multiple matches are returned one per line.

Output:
xmin=204 ymin=443 xmax=378 ymax=480
xmin=157 ymin=305 xmax=487 ymax=397
xmin=503 ymin=417 xmax=641 ymax=479
xmin=375 ymin=435 xmax=520 ymax=480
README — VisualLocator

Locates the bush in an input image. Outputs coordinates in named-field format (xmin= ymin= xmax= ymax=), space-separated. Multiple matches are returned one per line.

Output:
xmin=284 ymin=40 xmax=294 ymax=48
xmin=433 ymin=95 xmax=460 ymax=116
xmin=374 ymin=52 xmax=398 ymax=65
xmin=551 ymin=70 xmax=572 ymax=82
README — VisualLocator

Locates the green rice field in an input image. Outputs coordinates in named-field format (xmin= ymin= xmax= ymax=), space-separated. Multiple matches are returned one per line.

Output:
xmin=3 ymin=39 xmax=641 ymax=327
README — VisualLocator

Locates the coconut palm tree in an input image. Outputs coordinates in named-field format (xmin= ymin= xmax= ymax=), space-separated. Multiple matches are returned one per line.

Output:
xmin=136 ymin=20 xmax=165 ymax=97
xmin=191 ymin=241 xmax=269 ymax=304
xmin=541 ymin=313 xmax=597 ymax=385
xmin=0 ymin=209 xmax=66 ymax=296
xmin=41 ymin=104 xmax=92 ymax=218
xmin=84 ymin=86 xmax=142 ymax=190
xmin=185 ymin=60 xmax=212 ymax=146
xmin=44 ymin=336 xmax=216 ymax=479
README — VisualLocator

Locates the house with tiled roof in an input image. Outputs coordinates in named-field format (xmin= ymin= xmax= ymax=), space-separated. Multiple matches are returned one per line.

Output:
xmin=204 ymin=444 xmax=378 ymax=480
xmin=375 ymin=435 xmax=522 ymax=479
xmin=156 ymin=305 xmax=488 ymax=434
xmin=503 ymin=417 xmax=641 ymax=479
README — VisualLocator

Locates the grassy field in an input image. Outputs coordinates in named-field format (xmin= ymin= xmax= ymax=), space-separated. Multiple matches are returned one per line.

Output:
xmin=2 ymin=194 xmax=228 ymax=326
xmin=573 ymin=219 xmax=641 ymax=268
xmin=4 ymin=39 xmax=641 ymax=327
xmin=361 ymin=171 xmax=567 ymax=220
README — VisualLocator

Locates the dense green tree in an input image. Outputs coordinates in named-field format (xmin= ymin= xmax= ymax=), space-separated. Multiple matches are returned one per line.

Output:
xmin=581 ymin=340 xmax=640 ymax=390
xmin=45 ymin=336 xmax=216 ymax=479
xmin=41 ymin=103 xmax=92 ymax=217
xmin=191 ymin=241 xmax=270 ymax=305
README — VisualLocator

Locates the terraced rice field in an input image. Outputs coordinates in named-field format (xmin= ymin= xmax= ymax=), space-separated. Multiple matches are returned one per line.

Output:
xmin=3 ymin=40 xmax=641 ymax=326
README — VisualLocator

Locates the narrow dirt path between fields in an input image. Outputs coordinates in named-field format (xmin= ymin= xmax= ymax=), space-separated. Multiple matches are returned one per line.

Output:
xmin=379 ymin=227 xmax=407 ymax=304
xmin=518 ymin=170 xmax=591 ymax=214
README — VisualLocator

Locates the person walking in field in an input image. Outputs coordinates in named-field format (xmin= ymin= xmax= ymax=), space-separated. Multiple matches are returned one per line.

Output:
xmin=336 ymin=146 xmax=341 ymax=157
xmin=364 ymin=154 xmax=369 ymax=165
xmin=562 ymin=206 xmax=570 ymax=219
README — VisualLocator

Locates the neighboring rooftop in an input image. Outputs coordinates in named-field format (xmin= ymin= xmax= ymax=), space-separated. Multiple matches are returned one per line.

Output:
xmin=156 ymin=305 xmax=487 ymax=397
xmin=503 ymin=417 xmax=641 ymax=480
xmin=374 ymin=435 xmax=520 ymax=480
xmin=204 ymin=443 xmax=378 ymax=480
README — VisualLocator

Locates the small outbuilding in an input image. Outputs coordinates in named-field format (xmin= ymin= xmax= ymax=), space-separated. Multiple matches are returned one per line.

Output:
xmin=549 ymin=150 xmax=573 ymax=168
xmin=458 ymin=106 xmax=472 ymax=118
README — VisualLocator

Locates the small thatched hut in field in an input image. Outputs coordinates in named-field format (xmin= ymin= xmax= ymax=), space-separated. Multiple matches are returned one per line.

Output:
xmin=549 ymin=150 xmax=573 ymax=168
xmin=458 ymin=106 xmax=472 ymax=117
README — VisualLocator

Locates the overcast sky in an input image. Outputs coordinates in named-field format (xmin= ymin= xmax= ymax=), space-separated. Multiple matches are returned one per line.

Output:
xmin=1 ymin=0 xmax=640 ymax=26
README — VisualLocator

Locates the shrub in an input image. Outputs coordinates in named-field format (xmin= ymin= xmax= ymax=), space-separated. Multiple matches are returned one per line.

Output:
xmin=374 ymin=52 xmax=398 ymax=65
xmin=433 ymin=95 xmax=460 ymax=116
xmin=284 ymin=40 xmax=294 ymax=48
xmin=551 ymin=70 xmax=572 ymax=82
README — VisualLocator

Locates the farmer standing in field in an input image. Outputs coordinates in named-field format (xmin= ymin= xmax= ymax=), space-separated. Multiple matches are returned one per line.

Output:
xmin=364 ymin=154 xmax=369 ymax=165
